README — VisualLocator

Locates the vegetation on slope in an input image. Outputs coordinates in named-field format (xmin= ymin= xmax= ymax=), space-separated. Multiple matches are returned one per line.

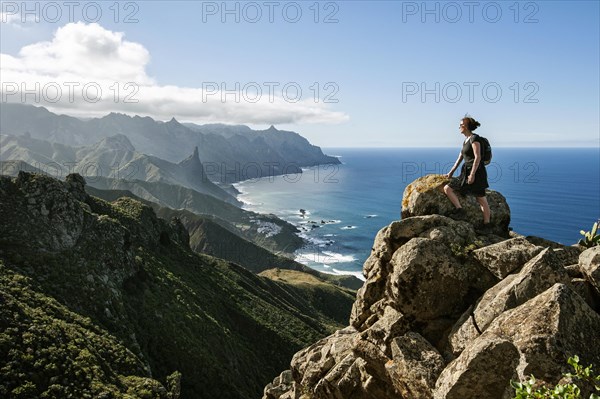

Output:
xmin=0 ymin=172 xmax=355 ymax=398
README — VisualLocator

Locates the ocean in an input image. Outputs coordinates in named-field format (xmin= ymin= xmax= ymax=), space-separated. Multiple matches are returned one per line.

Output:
xmin=234 ymin=148 xmax=600 ymax=280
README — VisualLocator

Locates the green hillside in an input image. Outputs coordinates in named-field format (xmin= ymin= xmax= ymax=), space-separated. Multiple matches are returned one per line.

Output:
xmin=0 ymin=172 xmax=355 ymax=399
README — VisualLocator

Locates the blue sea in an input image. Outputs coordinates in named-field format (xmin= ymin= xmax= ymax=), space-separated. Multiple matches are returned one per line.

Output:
xmin=234 ymin=148 xmax=600 ymax=280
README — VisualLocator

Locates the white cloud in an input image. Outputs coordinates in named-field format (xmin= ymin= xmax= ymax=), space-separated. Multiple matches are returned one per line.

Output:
xmin=0 ymin=11 xmax=19 ymax=24
xmin=0 ymin=22 xmax=349 ymax=125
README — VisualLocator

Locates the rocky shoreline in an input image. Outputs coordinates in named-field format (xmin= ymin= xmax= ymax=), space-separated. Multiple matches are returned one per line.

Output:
xmin=263 ymin=174 xmax=600 ymax=399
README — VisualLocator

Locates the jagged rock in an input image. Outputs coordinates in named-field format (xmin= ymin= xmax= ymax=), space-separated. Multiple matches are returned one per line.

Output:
xmin=400 ymin=174 xmax=511 ymax=236
xmin=388 ymin=237 xmax=496 ymax=326
xmin=65 ymin=172 xmax=88 ymax=201
xmin=263 ymin=370 xmax=294 ymax=399
xmin=1 ymin=172 xmax=88 ymax=252
xmin=169 ymin=217 xmax=190 ymax=248
xmin=433 ymin=336 xmax=519 ymax=399
xmin=348 ymin=339 xmax=400 ymax=399
xmin=485 ymin=284 xmax=600 ymax=384
xmin=565 ymin=264 xmax=584 ymax=278
xmin=351 ymin=215 xmax=497 ymax=334
xmin=385 ymin=332 xmax=445 ymax=399
xmin=280 ymin=325 xmax=404 ymax=399
xmin=290 ymin=327 xmax=358 ymax=393
xmin=472 ymin=236 xmax=544 ymax=279
xmin=447 ymin=249 xmax=572 ymax=356
xmin=524 ymin=235 xmax=583 ymax=266
xmin=312 ymin=353 xmax=398 ymax=399
xmin=570 ymin=278 xmax=600 ymax=311
xmin=358 ymin=306 xmax=409 ymax=357
xmin=580 ymin=246 xmax=600 ymax=295
xmin=384 ymin=215 xmax=474 ymax=244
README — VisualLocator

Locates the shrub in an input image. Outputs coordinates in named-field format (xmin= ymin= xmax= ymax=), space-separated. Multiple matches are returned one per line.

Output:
xmin=579 ymin=221 xmax=600 ymax=248
xmin=511 ymin=356 xmax=600 ymax=399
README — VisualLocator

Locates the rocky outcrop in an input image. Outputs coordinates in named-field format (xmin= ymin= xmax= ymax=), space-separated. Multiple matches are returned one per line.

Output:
xmin=264 ymin=175 xmax=600 ymax=399
xmin=401 ymin=174 xmax=511 ymax=236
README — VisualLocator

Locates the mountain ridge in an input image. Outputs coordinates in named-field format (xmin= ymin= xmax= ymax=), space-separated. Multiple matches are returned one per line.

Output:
xmin=0 ymin=133 xmax=239 ymax=205
xmin=0 ymin=103 xmax=340 ymax=183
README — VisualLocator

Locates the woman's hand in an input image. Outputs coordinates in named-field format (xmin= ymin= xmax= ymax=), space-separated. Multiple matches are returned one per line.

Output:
xmin=467 ymin=174 xmax=475 ymax=184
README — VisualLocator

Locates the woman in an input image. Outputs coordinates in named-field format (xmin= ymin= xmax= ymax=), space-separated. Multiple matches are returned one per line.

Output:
xmin=443 ymin=116 xmax=491 ymax=231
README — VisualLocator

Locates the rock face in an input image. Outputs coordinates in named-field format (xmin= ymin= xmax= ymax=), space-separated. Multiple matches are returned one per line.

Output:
xmin=264 ymin=175 xmax=600 ymax=399
xmin=580 ymin=246 xmax=600 ymax=295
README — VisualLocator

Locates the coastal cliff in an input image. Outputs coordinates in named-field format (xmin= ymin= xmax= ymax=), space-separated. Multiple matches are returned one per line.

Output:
xmin=263 ymin=174 xmax=600 ymax=399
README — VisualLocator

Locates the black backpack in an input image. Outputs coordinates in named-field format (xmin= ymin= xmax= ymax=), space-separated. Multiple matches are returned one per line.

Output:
xmin=473 ymin=134 xmax=492 ymax=165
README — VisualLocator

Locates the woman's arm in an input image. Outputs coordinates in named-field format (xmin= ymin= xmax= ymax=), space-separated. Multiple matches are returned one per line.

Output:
xmin=468 ymin=141 xmax=482 ymax=184
xmin=446 ymin=153 xmax=463 ymax=178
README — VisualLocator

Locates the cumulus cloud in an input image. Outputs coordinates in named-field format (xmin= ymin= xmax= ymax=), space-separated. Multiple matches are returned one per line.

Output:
xmin=0 ymin=22 xmax=349 ymax=125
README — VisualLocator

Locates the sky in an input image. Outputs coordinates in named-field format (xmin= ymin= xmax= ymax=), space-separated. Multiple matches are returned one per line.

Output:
xmin=1 ymin=0 xmax=599 ymax=147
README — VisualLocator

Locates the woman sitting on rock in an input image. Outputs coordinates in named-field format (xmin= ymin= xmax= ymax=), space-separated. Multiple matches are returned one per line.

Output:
xmin=443 ymin=115 xmax=491 ymax=232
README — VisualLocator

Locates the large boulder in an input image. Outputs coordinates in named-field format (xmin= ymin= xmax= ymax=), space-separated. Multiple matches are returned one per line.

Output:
xmin=472 ymin=236 xmax=544 ymax=279
xmin=277 ymin=327 xmax=403 ymax=399
xmin=580 ymin=246 xmax=600 ymax=295
xmin=385 ymin=332 xmax=446 ymax=399
xmin=447 ymin=249 xmax=572 ymax=356
xmin=290 ymin=327 xmax=359 ymax=391
xmin=351 ymin=215 xmax=497 ymax=336
xmin=524 ymin=235 xmax=583 ymax=267
xmin=486 ymin=283 xmax=600 ymax=384
xmin=434 ymin=336 xmax=519 ymax=399
xmin=437 ymin=283 xmax=600 ymax=398
xmin=401 ymin=174 xmax=510 ymax=236
xmin=389 ymin=237 xmax=496 ymax=326
xmin=263 ymin=370 xmax=294 ymax=399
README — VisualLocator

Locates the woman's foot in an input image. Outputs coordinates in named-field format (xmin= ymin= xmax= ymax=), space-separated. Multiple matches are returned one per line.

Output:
xmin=448 ymin=207 xmax=467 ymax=220
xmin=476 ymin=223 xmax=494 ymax=235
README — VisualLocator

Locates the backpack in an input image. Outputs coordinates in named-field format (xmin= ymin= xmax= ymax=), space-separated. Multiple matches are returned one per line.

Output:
xmin=473 ymin=134 xmax=492 ymax=165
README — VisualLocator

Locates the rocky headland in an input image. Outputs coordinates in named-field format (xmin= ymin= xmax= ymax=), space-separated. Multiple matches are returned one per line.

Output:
xmin=263 ymin=174 xmax=600 ymax=399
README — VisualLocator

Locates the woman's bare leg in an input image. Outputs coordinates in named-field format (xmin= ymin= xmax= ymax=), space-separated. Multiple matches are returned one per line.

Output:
xmin=443 ymin=185 xmax=462 ymax=209
xmin=476 ymin=196 xmax=491 ymax=224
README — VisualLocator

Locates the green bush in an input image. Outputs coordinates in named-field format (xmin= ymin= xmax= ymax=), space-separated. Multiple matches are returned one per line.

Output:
xmin=579 ymin=221 xmax=600 ymax=248
xmin=511 ymin=356 xmax=600 ymax=399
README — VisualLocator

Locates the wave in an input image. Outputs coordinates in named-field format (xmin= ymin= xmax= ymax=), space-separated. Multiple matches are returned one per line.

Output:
xmin=321 ymin=268 xmax=365 ymax=282
xmin=340 ymin=225 xmax=357 ymax=230
xmin=320 ymin=251 xmax=357 ymax=263
xmin=296 ymin=234 xmax=332 ymax=247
